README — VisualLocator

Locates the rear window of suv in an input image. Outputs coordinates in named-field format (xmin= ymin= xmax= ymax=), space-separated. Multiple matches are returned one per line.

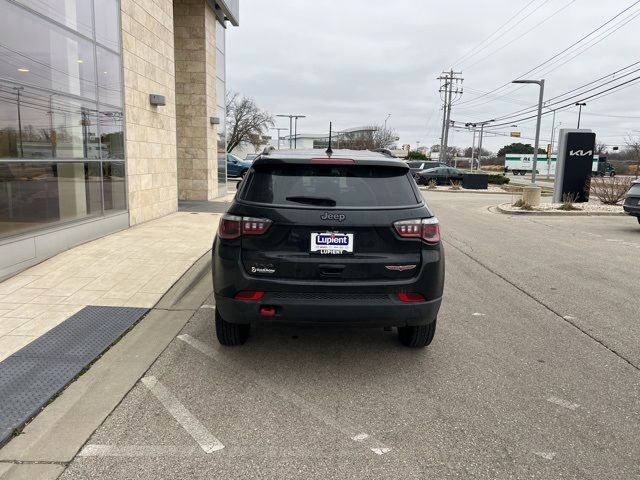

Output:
xmin=242 ymin=164 xmax=419 ymax=207
xmin=628 ymin=183 xmax=640 ymax=196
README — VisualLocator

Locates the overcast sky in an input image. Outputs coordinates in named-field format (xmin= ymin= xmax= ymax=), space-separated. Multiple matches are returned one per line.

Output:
xmin=227 ymin=0 xmax=640 ymax=153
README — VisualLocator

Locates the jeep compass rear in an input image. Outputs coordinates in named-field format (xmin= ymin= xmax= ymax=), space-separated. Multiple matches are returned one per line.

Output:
xmin=212 ymin=149 xmax=444 ymax=347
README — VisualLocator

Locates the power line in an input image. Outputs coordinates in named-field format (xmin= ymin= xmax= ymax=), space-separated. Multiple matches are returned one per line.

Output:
xmin=456 ymin=0 xmax=640 ymax=107
xmin=461 ymin=0 xmax=577 ymax=71
xmin=451 ymin=0 xmax=540 ymax=67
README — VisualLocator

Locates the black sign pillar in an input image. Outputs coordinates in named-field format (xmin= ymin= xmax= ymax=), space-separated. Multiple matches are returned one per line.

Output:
xmin=553 ymin=129 xmax=596 ymax=203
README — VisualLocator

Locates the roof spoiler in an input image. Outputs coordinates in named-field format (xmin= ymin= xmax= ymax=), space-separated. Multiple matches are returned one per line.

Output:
xmin=372 ymin=148 xmax=397 ymax=158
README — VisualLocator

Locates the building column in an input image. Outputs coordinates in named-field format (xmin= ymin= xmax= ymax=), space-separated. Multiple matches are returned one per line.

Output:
xmin=174 ymin=0 xmax=219 ymax=201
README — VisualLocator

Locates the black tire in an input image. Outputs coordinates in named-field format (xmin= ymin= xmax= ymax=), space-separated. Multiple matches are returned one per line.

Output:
xmin=215 ymin=309 xmax=250 ymax=346
xmin=609 ymin=171 xmax=615 ymax=177
xmin=637 ymin=217 xmax=640 ymax=225
xmin=398 ymin=319 xmax=436 ymax=348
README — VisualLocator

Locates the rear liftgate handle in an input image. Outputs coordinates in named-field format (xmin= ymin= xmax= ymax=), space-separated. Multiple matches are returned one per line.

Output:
xmin=319 ymin=264 xmax=346 ymax=277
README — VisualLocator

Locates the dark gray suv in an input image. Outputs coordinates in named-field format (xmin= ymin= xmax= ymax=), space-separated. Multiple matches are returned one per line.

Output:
xmin=212 ymin=149 xmax=445 ymax=347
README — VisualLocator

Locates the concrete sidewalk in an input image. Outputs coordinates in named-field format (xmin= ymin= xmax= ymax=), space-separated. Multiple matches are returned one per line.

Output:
xmin=0 ymin=210 xmax=224 ymax=362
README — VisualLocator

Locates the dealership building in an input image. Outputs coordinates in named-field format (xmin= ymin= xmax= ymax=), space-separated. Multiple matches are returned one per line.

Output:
xmin=0 ymin=0 xmax=238 ymax=279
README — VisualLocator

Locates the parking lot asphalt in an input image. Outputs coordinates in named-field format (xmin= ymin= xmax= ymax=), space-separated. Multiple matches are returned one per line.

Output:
xmin=58 ymin=192 xmax=640 ymax=479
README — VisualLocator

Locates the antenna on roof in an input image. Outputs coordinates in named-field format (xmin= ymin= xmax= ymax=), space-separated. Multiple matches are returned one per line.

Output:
xmin=325 ymin=122 xmax=333 ymax=157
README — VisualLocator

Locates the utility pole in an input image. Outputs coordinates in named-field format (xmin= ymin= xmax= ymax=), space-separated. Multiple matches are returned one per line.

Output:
xmin=437 ymin=70 xmax=463 ymax=165
xmin=270 ymin=127 xmax=288 ymax=149
xmin=384 ymin=113 xmax=391 ymax=129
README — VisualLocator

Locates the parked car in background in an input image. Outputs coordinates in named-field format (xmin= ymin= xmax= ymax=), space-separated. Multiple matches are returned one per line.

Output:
xmin=623 ymin=180 xmax=640 ymax=224
xmin=406 ymin=161 xmax=447 ymax=176
xmin=227 ymin=154 xmax=253 ymax=178
xmin=415 ymin=167 xmax=464 ymax=186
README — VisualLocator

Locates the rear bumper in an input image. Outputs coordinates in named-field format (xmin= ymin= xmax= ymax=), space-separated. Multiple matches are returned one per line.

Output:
xmin=623 ymin=204 xmax=640 ymax=216
xmin=214 ymin=292 xmax=441 ymax=327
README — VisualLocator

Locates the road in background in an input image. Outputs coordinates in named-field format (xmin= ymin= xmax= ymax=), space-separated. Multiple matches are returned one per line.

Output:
xmin=58 ymin=192 xmax=640 ymax=479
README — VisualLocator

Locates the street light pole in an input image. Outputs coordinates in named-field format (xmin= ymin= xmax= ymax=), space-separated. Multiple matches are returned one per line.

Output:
xmin=276 ymin=114 xmax=306 ymax=149
xmin=384 ymin=113 xmax=391 ymax=129
xmin=270 ymin=127 xmax=288 ymax=149
xmin=575 ymin=102 xmax=586 ymax=128
xmin=513 ymin=79 xmax=545 ymax=186
xmin=14 ymin=87 xmax=24 ymax=158
xmin=475 ymin=120 xmax=494 ymax=172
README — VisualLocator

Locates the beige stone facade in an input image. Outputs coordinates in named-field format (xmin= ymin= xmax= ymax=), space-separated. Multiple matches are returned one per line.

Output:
xmin=121 ymin=0 xmax=179 ymax=226
xmin=174 ymin=0 xmax=221 ymax=201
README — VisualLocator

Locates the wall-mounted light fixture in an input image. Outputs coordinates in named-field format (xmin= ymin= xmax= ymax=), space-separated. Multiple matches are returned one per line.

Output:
xmin=149 ymin=94 xmax=166 ymax=106
xmin=209 ymin=117 xmax=220 ymax=125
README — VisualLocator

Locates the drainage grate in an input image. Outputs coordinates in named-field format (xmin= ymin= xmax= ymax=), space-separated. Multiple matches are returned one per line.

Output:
xmin=0 ymin=306 xmax=147 ymax=446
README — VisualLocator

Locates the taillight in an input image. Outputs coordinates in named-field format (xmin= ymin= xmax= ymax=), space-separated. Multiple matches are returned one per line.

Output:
xmin=242 ymin=217 xmax=272 ymax=235
xmin=234 ymin=291 xmax=264 ymax=301
xmin=219 ymin=214 xmax=241 ymax=239
xmin=393 ymin=218 xmax=440 ymax=244
xmin=397 ymin=293 xmax=426 ymax=303
xmin=218 ymin=214 xmax=271 ymax=239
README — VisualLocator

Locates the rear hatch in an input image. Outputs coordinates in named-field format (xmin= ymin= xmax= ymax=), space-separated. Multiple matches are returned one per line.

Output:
xmin=236 ymin=162 xmax=428 ymax=282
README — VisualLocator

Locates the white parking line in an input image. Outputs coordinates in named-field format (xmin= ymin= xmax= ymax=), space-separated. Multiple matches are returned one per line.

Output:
xmin=177 ymin=334 xmax=392 ymax=456
xmin=79 ymin=444 xmax=201 ymax=457
xmin=142 ymin=376 xmax=225 ymax=453
xmin=547 ymin=396 xmax=580 ymax=411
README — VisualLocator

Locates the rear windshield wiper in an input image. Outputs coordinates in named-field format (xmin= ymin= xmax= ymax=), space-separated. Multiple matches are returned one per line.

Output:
xmin=285 ymin=196 xmax=337 ymax=207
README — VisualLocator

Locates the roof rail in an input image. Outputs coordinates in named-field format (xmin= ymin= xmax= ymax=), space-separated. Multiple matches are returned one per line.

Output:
xmin=261 ymin=146 xmax=276 ymax=156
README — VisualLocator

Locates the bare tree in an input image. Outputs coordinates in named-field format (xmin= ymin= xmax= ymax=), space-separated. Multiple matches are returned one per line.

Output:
xmin=226 ymin=92 xmax=274 ymax=152
xmin=595 ymin=141 xmax=608 ymax=156
xmin=625 ymin=134 xmax=640 ymax=178
xmin=334 ymin=125 xmax=398 ymax=150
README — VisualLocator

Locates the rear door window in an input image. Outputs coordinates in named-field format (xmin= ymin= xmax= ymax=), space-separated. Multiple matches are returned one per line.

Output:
xmin=242 ymin=164 xmax=419 ymax=207
xmin=628 ymin=184 xmax=640 ymax=196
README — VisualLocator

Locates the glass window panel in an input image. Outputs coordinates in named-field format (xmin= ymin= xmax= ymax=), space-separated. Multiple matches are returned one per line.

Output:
xmin=96 ymin=47 xmax=122 ymax=107
xmin=216 ymin=51 xmax=225 ymax=82
xmin=217 ymin=105 xmax=226 ymax=194
xmin=98 ymin=108 xmax=124 ymax=159
xmin=0 ymin=84 xmax=99 ymax=160
xmin=102 ymin=161 xmax=126 ymax=211
xmin=94 ymin=0 xmax=120 ymax=51
xmin=216 ymin=78 xmax=225 ymax=109
xmin=14 ymin=0 xmax=93 ymax=37
xmin=0 ymin=161 xmax=103 ymax=238
xmin=216 ymin=20 xmax=225 ymax=54
xmin=0 ymin=1 xmax=96 ymax=99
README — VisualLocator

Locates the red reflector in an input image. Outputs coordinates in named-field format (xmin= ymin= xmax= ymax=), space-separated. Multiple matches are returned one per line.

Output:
xmin=260 ymin=306 xmax=276 ymax=317
xmin=397 ymin=293 xmax=426 ymax=303
xmin=310 ymin=158 xmax=354 ymax=164
xmin=234 ymin=291 xmax=264 ymax=301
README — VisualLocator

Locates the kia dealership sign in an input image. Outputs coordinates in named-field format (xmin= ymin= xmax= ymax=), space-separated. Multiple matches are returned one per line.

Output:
xmin=553 ymin=129 xmax=596 ymax=203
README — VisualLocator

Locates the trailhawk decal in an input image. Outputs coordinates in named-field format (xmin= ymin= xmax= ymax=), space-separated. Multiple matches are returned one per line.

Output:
xmin=385 ymin=265 xmax=417 ymax=272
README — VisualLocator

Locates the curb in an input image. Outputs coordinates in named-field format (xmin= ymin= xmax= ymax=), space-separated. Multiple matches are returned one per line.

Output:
xmin=495 ymin=203 xmax=626 ymax=216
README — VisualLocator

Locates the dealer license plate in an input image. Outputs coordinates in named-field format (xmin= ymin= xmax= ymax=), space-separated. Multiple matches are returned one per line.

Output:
xmin=310 ymin=232 xmax=354 ymax=255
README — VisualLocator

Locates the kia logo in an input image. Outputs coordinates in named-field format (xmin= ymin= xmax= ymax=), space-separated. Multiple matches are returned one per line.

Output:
xmin=569 ymin=150 xmax=593 ymax=156
xmin=320 ymin=212 xmax=346 ymax=222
